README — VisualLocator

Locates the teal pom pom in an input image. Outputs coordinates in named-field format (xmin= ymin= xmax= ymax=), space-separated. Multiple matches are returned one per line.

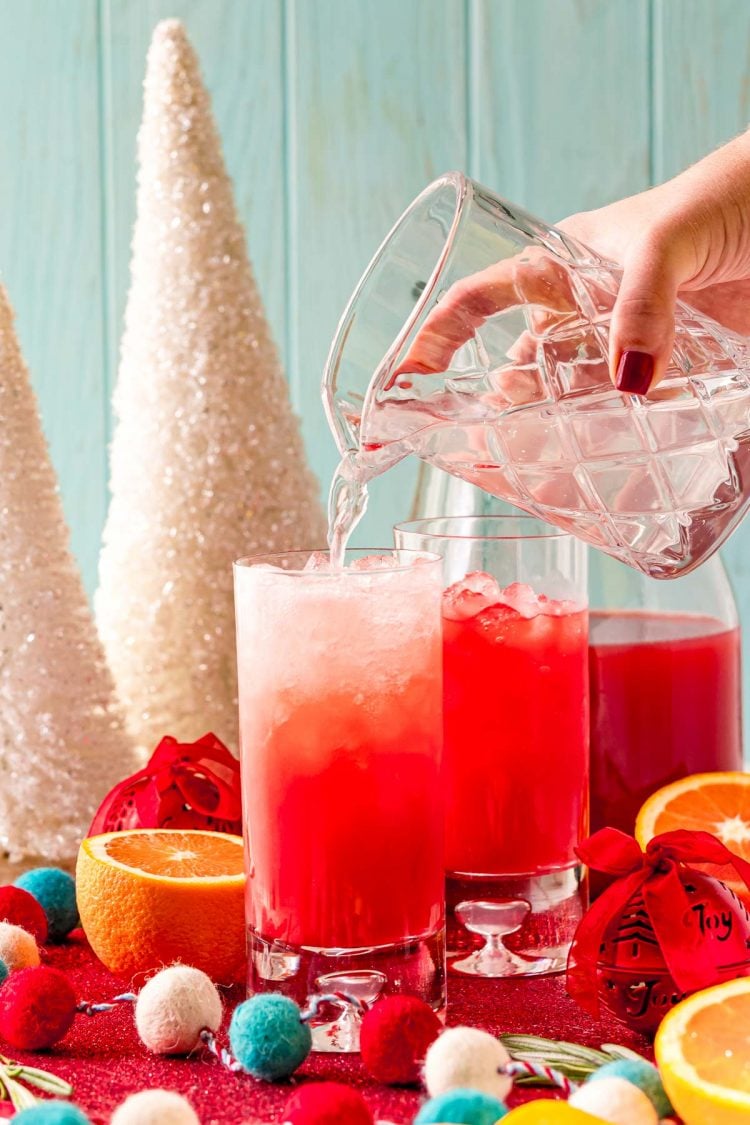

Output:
xmin=229 ymin=993 xmax=312 ymax=1080
xmin=0 ymin=959 xmax=9 ymax=985
xmin=15 ymin=868 xmax=78 ymax=941
xmin=588 ymin=1058 xmax=673 ymax=1119
xmin=414 ymin=1088 xmax=508 ymax=1124
xmin=13 ymin=1103 xmax=92 ymax=1124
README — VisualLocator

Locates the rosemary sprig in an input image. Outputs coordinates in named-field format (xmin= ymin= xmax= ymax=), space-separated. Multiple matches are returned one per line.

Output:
xmin=0 ymin=1055 xmax=73 ymax=1106
xmin=4 ymin=1074 xmax=37 ymax=1111
xmin=500 ymin=1034 xmax=651 ymax=1087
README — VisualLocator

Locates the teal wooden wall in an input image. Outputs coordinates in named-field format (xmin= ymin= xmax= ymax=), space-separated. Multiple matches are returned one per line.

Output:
xmin=1 ymin=1 xmax=750 ymax=669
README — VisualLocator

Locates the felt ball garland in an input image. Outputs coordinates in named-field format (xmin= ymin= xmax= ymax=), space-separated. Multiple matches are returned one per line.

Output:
xmin=360 ymin=995 xmax=442 ymax=1085
xmin=228 ymin=993 xmax=313 ymax=1080
xmin=15 ymin=868 xmax=78 ymax=941
xmin=13 ymin=1104 xmax=92 ymax=1124
xmin=569 ymin=1076 xmax=659 ymax=1123
xmin=284 ymin=1082 xmax=374 ymax=1124
xmin=586 ymin=1058 xmax=672 ymax=1119
xmin=0 ymin=865 xmax=675 ymax=1125
xmin=0 ymin=965 xmax=77 ymax=1049
xmin=110 ymin=1089 xmax=200 ymax=1124
xmin=135 ymin=964 xmax=222 ymax=1055
xmin=414 ymin=1088 xmax=509 ymax=1123
xmin=0 ymin=886 xmax=49 ymax=943
xmin=0 ymin=920 xmax=40 ymax=972
xmin=423 ymin=1026 xmax=513 ymax=1101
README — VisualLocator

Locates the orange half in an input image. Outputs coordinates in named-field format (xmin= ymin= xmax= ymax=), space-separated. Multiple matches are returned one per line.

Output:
xmin=655 ymin=977 xmax=750 ymax=1124
xmin=85 ymin=828 xmax=245 ymax=880
xmin=76 ymin=829 xmax=246 ymax=984
xmin=635 ymin=772 xmax=750 ymax=898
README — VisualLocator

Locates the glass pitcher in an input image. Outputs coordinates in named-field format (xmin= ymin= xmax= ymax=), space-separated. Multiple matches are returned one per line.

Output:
xmin=323 ymin=172 xmax=750 ymax=578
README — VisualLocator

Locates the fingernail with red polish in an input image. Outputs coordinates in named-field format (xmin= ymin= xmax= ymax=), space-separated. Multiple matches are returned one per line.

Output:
xmin=615 ymin=350 xmax=654 ymax=395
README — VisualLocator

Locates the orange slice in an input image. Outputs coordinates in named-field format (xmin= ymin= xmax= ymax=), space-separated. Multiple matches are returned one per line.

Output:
xmin=76 ymin=829 xmax=246 ymax=984
xmin=655 ymin=977 xmax=750 ymax=1124
xmin=635 ymin=772 xmax=750 ymax=899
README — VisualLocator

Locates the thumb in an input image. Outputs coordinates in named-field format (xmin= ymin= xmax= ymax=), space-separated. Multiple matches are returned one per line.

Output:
xmin=610 ymin=238 xmax=681 ymax=395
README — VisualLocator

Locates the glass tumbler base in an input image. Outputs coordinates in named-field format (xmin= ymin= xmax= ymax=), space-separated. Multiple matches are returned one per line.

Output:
xmin=447 ymin=865 xmax=587 ymax=978
xmin=247 ymin=927 xmax=447 ymax=1053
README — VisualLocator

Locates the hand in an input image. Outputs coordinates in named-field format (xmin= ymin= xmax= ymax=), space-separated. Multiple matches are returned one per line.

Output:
xmin=401 ymin=131 xmax=750 ymax=395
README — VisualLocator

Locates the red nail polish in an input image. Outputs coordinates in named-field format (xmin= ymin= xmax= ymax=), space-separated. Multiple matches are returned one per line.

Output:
xmin=615 ymin=350 xmax=654 ymax=395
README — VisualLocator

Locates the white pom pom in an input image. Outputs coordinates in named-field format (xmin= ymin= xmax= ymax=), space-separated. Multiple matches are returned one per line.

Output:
xmin=423 ymin=1026 xmax=513 ymax=1101
xmin=570 ymin=1076 xmax=659 ymax=1124
xmin=135 ymin=965 xmax=222 ymax=1055
xmin=0 ymin=922 xmax=39 ymax=972
xmin=111 ymin=1089 xmax=200 ymax=1125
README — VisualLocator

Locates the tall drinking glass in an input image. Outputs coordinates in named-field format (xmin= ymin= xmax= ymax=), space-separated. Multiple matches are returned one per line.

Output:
xmin=233 ymin=549 xmax=445 ymax=1051
xmin=394 ymin=516 xmax=588 ymax=977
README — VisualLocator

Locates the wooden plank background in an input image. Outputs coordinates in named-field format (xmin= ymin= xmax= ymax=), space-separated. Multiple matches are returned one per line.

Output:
xmin=0 ymin=0 xmax=749 ymax=737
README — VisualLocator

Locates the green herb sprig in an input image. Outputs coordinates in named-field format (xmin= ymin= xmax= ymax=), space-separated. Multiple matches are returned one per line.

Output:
xmin=500 ymin=1034 xmax=649 ymax=1088
xmin=0 ymin=1055 xmax=72 ymax=1110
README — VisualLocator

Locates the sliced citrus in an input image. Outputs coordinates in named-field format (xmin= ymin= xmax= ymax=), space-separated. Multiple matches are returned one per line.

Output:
xmin=635 ymin=772 xmax=750 ymax=899
xmin=504 ymin=1104 xmax=604 ymax=1123
xmin=76 ymin=829 xmax=246 ymax=985
xmin=655 ymin=977 xmax=750 ymax=1124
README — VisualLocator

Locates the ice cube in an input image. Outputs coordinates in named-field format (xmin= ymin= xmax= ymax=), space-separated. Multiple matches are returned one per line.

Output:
xmin=496 ymin=581 xmax=541 ymax=619
xmin=302 ymin=551 xmax=332 ymax=573
xmin=537 ymin=593 xmax=579 ymax=617
xmin=350 ymin=554 xmax=395 ymax=571
xmin=442 ymin=571 xmax=502 ymax=621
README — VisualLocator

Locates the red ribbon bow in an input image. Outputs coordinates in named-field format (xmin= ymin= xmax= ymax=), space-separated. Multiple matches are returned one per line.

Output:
xmin=89 ymin=732 xmax=242 ymax=835
xmin=567 ymin=827 xmax=750 ymax=1015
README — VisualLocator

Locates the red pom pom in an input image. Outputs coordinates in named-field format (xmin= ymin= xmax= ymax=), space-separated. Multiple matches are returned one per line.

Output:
xmin=0 ymin=886 xmax=48 ymax=945
xmin=0 ymin=966 xmax=77 ymax=1049
xmin=360 ymin=995 xmax=442 ymax=1085
xmin=284 ymin=1082 xmax=373 ymax=1125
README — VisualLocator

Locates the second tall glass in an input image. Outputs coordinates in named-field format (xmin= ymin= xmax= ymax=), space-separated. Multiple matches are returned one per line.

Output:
xmin=394 ymin=516 xmax=589 ymax=977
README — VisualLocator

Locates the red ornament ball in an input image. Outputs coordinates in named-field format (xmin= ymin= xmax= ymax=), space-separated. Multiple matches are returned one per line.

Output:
xmin=0 ymin=965 xmax=77 ymax=1049
xmin=597 ymin=871 xmax=750 ymax=1035
xmin=0 ymin=886 xmax=48 ymax=944
xmin=284 ymin=1082 xmax=373 ymax=1125
xmin=360 ymin=995 xmax=442 ymax=1085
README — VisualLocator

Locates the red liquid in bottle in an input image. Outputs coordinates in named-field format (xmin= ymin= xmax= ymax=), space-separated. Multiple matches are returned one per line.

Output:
xmin=589 ymin=611 xmax=743 ymax=836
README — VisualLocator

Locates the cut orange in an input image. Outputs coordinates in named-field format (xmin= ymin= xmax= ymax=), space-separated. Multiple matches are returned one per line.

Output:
xmin=504 ymin=1105 xmax=605 ymax=1123
xmin=635 ymin=772 xmax=750 ymax=900
xmin=655 ymin=977 xmax=750 ymax=1124
xmin=76 ymin=829 xmax=246 ymax=985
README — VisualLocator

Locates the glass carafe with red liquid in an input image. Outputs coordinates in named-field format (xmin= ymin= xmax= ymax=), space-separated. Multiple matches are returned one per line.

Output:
xmin=588 ymin=550 xmax=743 ymax=838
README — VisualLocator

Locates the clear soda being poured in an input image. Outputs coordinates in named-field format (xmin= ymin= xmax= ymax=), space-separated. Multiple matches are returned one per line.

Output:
xmin=323 ymin=172 xmax=750 ymax=577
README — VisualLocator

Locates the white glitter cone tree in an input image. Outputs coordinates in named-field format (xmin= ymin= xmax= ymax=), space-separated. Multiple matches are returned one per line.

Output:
xmin=0 ymin=286 xmax=137 ymax=876
xmin=96 ymin=21 xmax=326 ymax=752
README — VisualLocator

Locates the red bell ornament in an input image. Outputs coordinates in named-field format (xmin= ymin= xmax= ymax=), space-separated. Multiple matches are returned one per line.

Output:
xmin=88 ymin=732 xmax=242 ymax=836
xmin=568 ymin=828 xmax=750 ymax=1035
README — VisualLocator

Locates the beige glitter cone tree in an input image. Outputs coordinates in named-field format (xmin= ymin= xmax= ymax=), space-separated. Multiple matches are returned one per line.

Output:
xmin=0 ymin=286 xmax=137 ymax=876
xmin=96 ymin=20 xmax=326 ymax=753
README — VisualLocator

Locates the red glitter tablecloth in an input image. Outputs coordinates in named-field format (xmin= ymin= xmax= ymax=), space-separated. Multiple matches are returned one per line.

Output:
xmin=10 ymin=936 xmax=652 ymax=1125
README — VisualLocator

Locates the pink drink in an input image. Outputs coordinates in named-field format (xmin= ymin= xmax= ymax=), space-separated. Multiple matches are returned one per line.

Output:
xmin=234 ymin=551 xmax=445 ymax=1032
xmin=442 ymin=575 xmax=589 ymax=876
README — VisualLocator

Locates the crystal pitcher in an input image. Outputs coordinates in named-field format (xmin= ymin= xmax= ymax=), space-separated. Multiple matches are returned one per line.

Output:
xmin=323 ymin=172 xmax=750 ymax=577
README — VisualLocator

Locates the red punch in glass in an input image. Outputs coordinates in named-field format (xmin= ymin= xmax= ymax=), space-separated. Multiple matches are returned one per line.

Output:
xmin=394 ymin=516 xmax=589 ymax=977
xmin=233 ymin=548 xmax=446 ymax=1051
